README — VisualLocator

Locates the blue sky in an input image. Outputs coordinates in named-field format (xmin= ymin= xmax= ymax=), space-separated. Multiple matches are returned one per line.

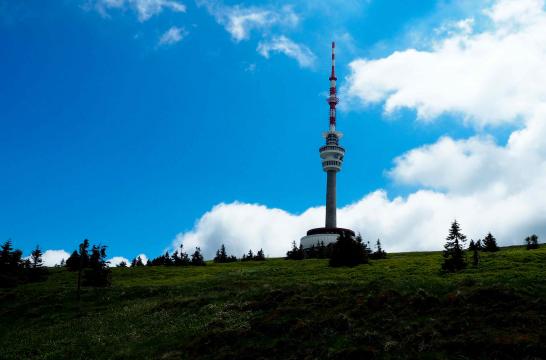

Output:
xmin=2 ymin=0 xmax=546 ymax=263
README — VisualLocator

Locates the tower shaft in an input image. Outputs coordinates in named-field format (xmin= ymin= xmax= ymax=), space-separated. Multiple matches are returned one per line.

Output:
xmin=325 ymin=170 xmax=336 ymax=228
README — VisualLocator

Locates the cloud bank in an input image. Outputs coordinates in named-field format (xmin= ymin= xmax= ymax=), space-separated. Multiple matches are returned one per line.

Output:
xmin=172 ymin=0 xmax=546 ymax=259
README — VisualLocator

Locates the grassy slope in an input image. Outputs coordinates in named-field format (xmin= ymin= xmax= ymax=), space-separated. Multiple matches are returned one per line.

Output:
xmin=1 ymin=246 xmax=545 ymax=359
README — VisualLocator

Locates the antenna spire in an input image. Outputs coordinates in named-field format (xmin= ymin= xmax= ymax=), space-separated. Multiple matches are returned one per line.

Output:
xmin=328 ymin=41 xmax=338 ymax=130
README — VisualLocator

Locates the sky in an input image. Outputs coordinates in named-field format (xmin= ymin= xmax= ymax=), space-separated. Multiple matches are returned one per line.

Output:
xmin=2 ymin=0 xmax=546 ymax=265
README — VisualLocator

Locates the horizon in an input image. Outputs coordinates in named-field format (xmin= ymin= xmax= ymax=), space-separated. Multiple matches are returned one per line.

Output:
xmin=3 ymin=0 xmax=546 ymax=266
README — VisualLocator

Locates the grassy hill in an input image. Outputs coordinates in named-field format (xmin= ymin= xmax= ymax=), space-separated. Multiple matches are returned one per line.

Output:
xmin=1 ymin=246 xmax=545 ymax=359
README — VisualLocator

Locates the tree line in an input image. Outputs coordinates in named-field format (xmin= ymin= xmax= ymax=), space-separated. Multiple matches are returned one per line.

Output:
xmin=442 ymin=220 xmax=541 ymax=272
xmin=286 ymin=235 xmax=388 ymax=267
xmin=0 ymin=239 xmax=47 ymax=287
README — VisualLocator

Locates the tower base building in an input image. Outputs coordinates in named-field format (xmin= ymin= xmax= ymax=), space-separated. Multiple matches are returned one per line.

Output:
xmin=300 ymin=42 xmax=355 ymax=249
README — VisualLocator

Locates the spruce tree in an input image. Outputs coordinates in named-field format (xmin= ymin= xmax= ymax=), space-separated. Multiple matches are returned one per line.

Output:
xmin=525 ymin=234 xmax=539 ymax=250
xmin=191 ymin=247 xmax=205 ymax=266
xmin=329 ymin=232 xmax=369 ymax=267
xmin=214 ymin=244 xmax=229 ymax=263
xmin=30 ymin=246 xmax=43 ymax=269
xmin=286 ymin=241 xmax=304 ymax=260
xmin=255 ymin=249 xmax=265 ymax=261
xmin=370 ymin=239 xmax=387 ymax=260
xmin=117 ymin=261 xmax=127 ymax=267
xmin=482 ymin=232 xmax=499 ymax=252
xmin=441 ymin=220 xmax=467 ymax=272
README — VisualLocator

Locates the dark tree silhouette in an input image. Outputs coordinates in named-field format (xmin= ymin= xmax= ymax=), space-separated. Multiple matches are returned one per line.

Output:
xmin=286 ymin=241 xmax=304 ymax=260
xmin=482 ymin=233 xmax=499 ymax=252
xmin=191 ymin=247 xmax=205 ymax=266
xmin=525 ymin=234 xmax=539 ymax=250
xmin=0 ymin=239 xmax=26 ymax=287
xmin=255 ymin=249 xmax=265 ymax=261
xmin=442 ymin=220 xmax=467 ymax=272
xmin=329 ymin=232 xmax=369 ymax=267
xmin=213 ymin=244 xmax=238 ymax=263
xmin=370 ymin=239 xmax=387 ymax=260
xmin=83 ymin=244 xmax=111 ymax=287
xmin=30 ymin=246 xmax=43 ymax=269
xmin=116 ymin=260 xmax=128 ymax=268
xmin=66 ymin=251 xmax=81 ymax=271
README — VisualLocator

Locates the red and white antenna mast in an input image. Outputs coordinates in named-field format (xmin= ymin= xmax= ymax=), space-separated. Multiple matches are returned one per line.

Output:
xmin=328 ymin=41 xmax=339 ymax=132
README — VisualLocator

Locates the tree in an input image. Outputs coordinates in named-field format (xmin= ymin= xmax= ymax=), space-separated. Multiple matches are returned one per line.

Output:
xmin=329 ymin=232 xmax=369 ymax=267
xmin=370 ymin=239 xmax=387 ymax=260
xmin=286 ymin=241 xmax=304 ymax=260
xmin=255 ymin=249 xmax=265 ymax=261
xmin=135 ymin=256 xmax=144 ymax=267
xmin=482 ymin=233 xmax=499 ymax=252
xmin=117 ymin=261 xmax=127 ymax=268
xmin=214 ymin=244 xmax=227 ymax=263
xmin=468 ymin=240 xmax=477 ymax=251
xmin=66 ymin=251 xmax=81 ymax=271
xmin=0 ymin=239 xmax=26 ymax=287
xmin=442 ymin=220 xmax=467 ymax=272
xmin=0 ymin=239 xmax=14 ymax=270
xmin=191 ymin=247 xmax=205 ymax=266
xmin=525 ymin=234 xmax=539 ymax=250
xmin=83 ymin=244 xmax=111 ymax=287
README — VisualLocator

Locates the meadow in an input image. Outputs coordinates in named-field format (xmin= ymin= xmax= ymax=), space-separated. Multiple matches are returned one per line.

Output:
xmin=1 ymin=246 xmax=545 ymax=359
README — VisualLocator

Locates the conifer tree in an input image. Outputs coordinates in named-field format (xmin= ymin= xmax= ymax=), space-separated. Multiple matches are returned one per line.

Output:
xmin=442 ymin=220 xmax=467 ymax=272
xmin=370 ymin=239 xmax=387 ymax=260
xmin=525 ymin=234 xmax=539 ymax=250
xmin=255 ymin=249 xmax=265 ymax=261
xmin=214 ymin=244 xmax=228 ymax=263
xmin=191 ymin=247 xmax=205 ymax=266
xmin=30 ymin=245 xmax=43 ymax=269
xmin=286 ymin=241 xmax=304 ymax=260
xmin=117 ymin=260 xmax=127 ymax=267
xmin=330 ymin=232 xmax=369 ymax=267
xmin=482 ymin=232 xmax=499 ymax=252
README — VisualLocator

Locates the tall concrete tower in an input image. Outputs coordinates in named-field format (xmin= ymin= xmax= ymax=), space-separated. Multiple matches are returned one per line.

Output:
xmin=300 ymin=42 xmax=355 ymax=249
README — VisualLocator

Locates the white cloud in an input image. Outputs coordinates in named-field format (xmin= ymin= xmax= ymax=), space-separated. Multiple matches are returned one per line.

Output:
xmin=159 ymin=26 xmax=187 ymax=45
xmin=197 ymin=1 xmax=298 ymax=42
xmin=42 ymin=249 xmax=70 ymax=267
xmin=345 ymin=0 xmax=546 ymax=127
xmin=171 ymin=0 xmax=546 ymax=259
xmin=107 ymin=256 xmax=130 ymax=267
xmin=95 ymin=0 xmax=186 ymax=22
xmin=257 ymin=36 xmax=316 ymax=68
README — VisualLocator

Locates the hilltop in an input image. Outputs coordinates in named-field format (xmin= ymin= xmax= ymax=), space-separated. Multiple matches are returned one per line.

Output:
xmin=1 ymin=246 xmax=545 ymax=359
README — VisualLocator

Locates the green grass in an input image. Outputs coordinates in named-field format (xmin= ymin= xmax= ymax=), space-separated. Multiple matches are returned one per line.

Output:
xmin=1 ymin=246 xmax=545 ymax=359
